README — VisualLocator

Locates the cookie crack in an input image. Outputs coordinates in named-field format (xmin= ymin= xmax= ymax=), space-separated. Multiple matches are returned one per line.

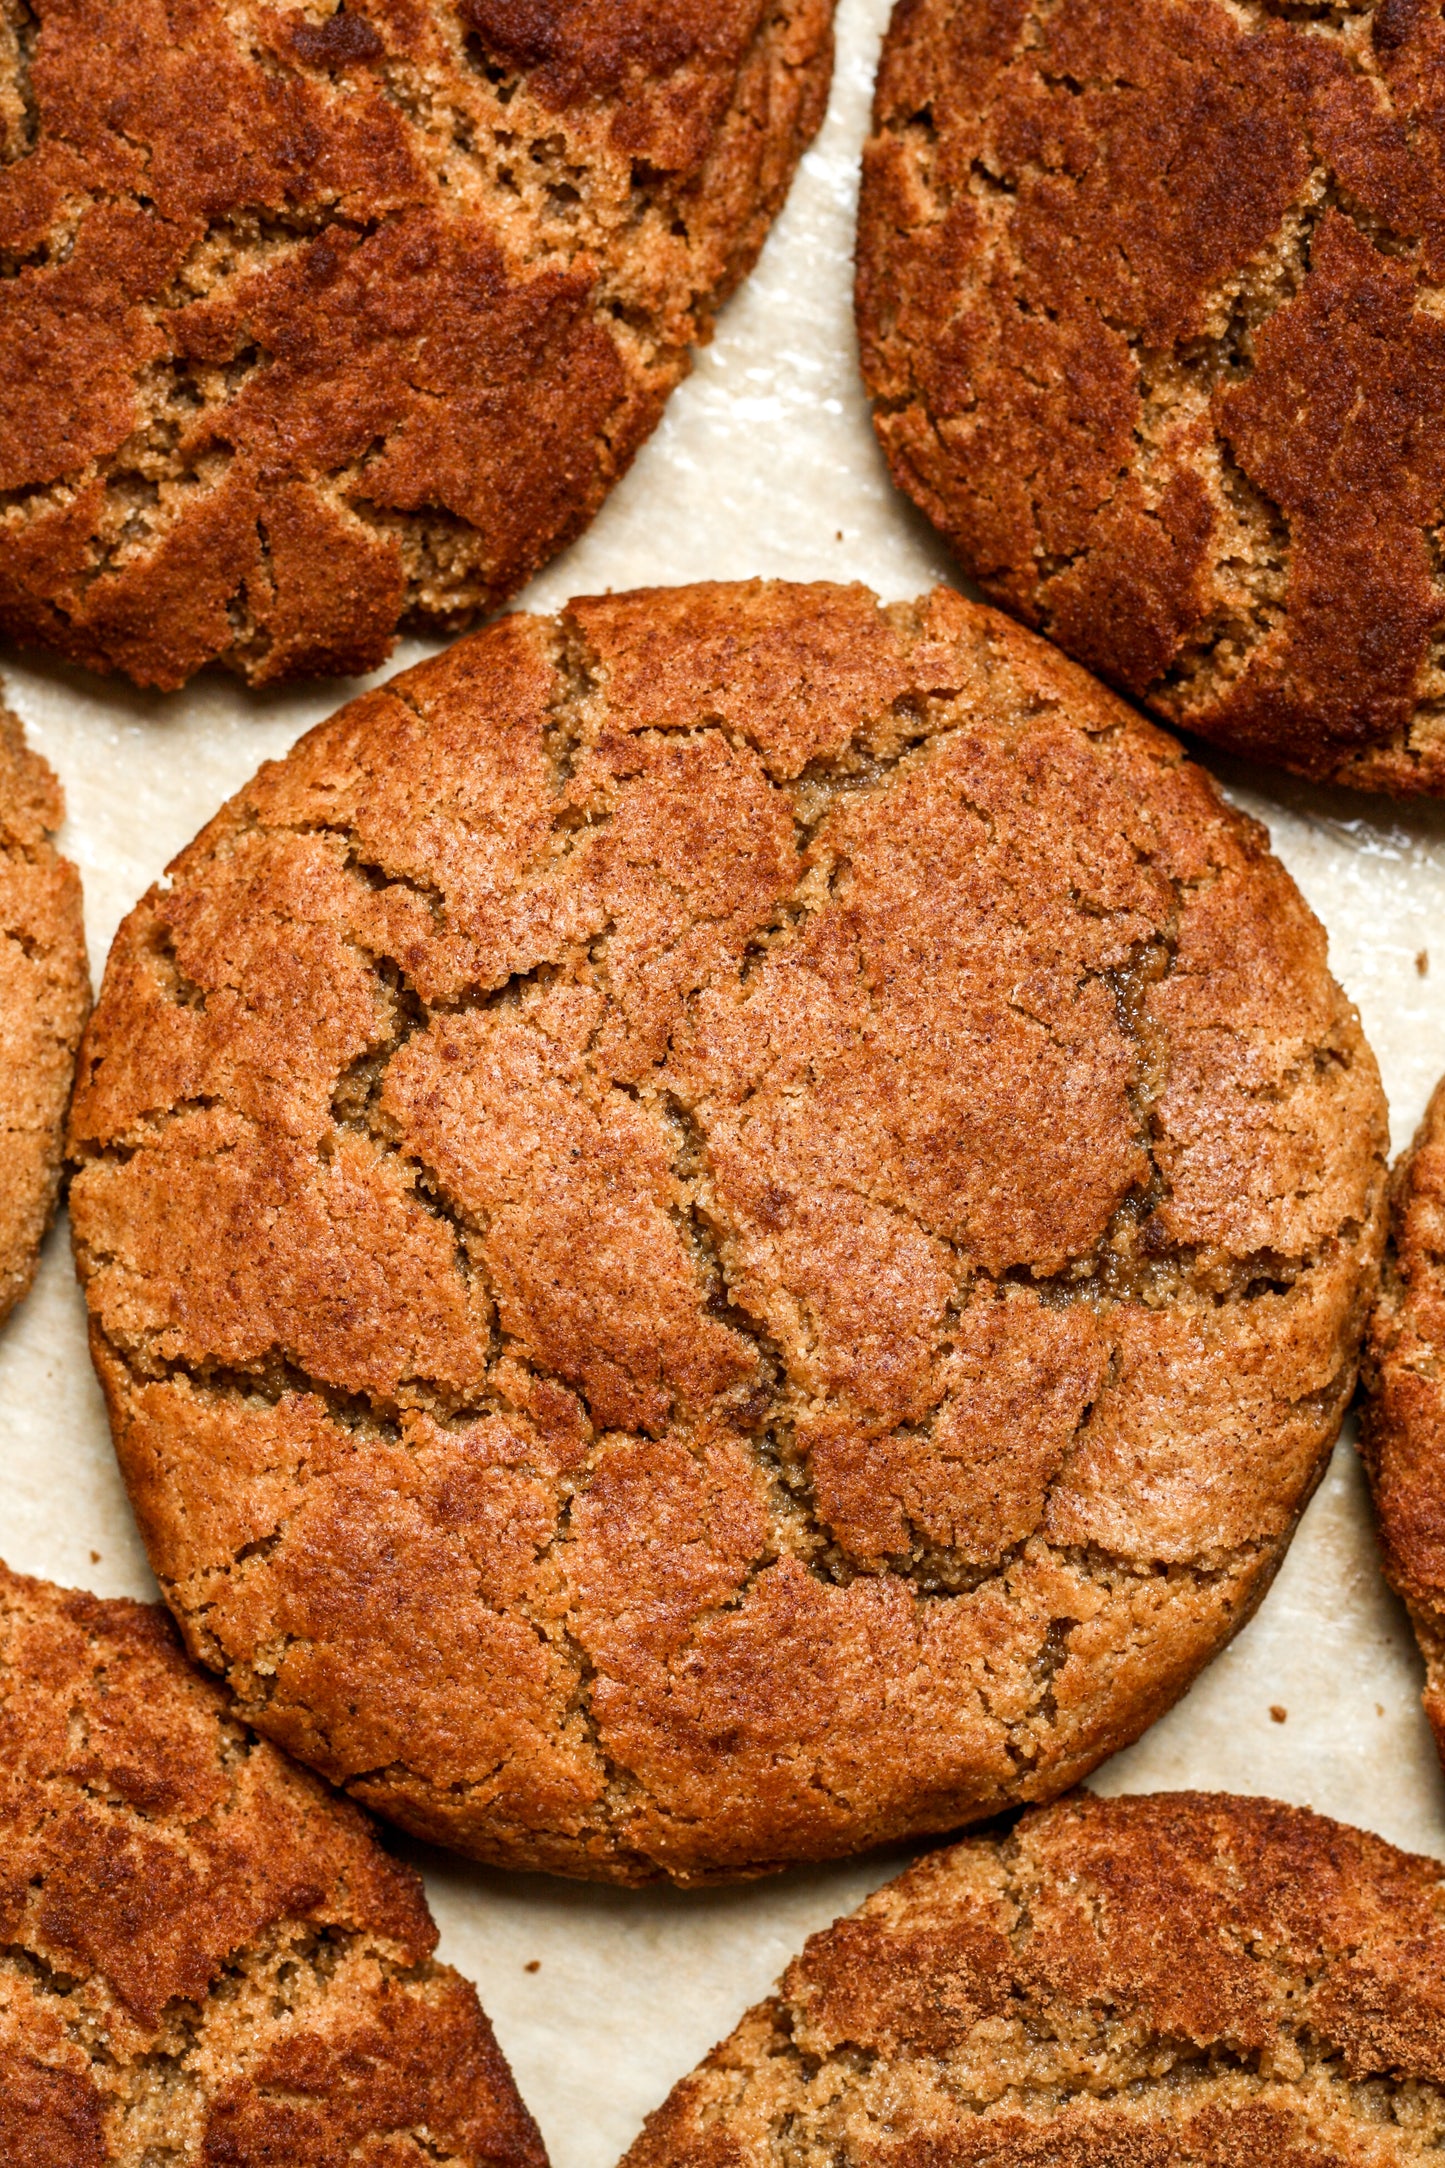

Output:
xmin=762 ymin=2008 xmax=1438 ymax=2143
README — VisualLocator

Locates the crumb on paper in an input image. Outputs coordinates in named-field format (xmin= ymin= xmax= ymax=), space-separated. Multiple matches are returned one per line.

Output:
xmin=1269 ymin=1705 xmax=1287 ymax=1724
xmin=1418 ymin=950 xmax=1430 ymax=977
xmin=1376 ymin=1703 xmax=1385 ymax=1717
xmin=89 ymin=1551 xmax=101 ymax=1564
xmin=524 ymin=1960 xmax=541 ymax=1974
xmin=836 ymin=530 xmax=844 ymax=541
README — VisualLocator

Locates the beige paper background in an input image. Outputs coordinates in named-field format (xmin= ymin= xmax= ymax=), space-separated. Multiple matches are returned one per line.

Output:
xmin=4 ymin=3 xmax=1445 ymax=2160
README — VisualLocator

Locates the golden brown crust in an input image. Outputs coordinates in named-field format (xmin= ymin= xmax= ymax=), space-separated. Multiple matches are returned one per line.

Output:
xmin=0 ymin=1558 xmax=546 ymax=2168
xmin=0 ymin=701 xmax=88 ymax=1324
xmin=624 ymin=1790 xmax=1445 ymax=2166
xmin=1361 ymin=1074 xmax=1445 ymax=1757
xmin=67 ymin=579 xmax=1387 ymax=1884
xmin=856 ymin=0 xmax=1445 ymax=795
xmin=0 ymin=0 xmax=833 ymax=691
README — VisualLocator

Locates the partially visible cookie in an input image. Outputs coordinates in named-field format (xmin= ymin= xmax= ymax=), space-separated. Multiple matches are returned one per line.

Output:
xmin=1362 ymin=1075 xmax=1445 ymax=1757
xmin=0 ymin=706 xmax=88 ymax=1325
xmin=857 ymin=0 xmax=1445 ymax=794
xmin=0 ymin=0 xmax=834 ymax=690
xmin=68 ymin=578 xmax=1388 ymax=1885
xmin=625 ymin=1791 xmax=1445 ymax=2166
xmin=0 ymin=1559 xmax=547 ymax=2168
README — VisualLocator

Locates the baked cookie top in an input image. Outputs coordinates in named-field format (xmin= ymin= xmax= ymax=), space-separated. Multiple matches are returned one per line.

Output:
xmin=0 ymin=702 xmax=88 ymax=1325
xmin=68 ymin=580 xmax=1387 ymax=1883
xmin=0 ymin=0 xmax=832 ymax=690
xmin=625 ymin=1790 xmax=1445 ymax=2165
xmin=1363 ymin=1074 xmax=1445 ymax=1759
xmin=0 ymin=1560 xmax=546 ymax=2168
xmin=857 ymin=0 xmax=1445 ymax=795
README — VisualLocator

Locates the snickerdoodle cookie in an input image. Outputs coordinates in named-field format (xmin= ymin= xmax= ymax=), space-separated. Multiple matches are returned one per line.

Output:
xmin=1362 ymin=1073 xmax=1445 ymax=1763
xmin=857 ymin=0 xmax=1445 ymax=794
xmin=68 ymin=579 xmax=1387 ymax=1884
xmin=625 ymin=1791 xmax=1445 ymax=2166
xmin=0 ymin=1560 xmax=545 ymax=2167
xmin=0 ymin=0 xmax=832 ymax=690
xmin=0 ymin=701 xmax=87 ymax=1325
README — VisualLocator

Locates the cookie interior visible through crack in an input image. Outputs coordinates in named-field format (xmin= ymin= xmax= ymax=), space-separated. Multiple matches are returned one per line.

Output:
xmin=68 ymin=579 xmax=1388 ymax=1884
xmin=0 ymin=1559 xmax=547 ymax=2168
xmin=623 ymin=1791 xmax=1445 ymax=2166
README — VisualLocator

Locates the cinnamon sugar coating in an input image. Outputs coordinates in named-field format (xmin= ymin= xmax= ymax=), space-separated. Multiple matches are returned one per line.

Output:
xmin=68 ymin=580 xmax=1387 ymax=1883
xmin=0 ymin=1560 xmax=546 ymax=2168
xmin=0 ymin=700 xmax=87 ymax=1324
xmin=1362 ymin=1075 xmax=1445 ymax=1762
xmin=0 ymin=0 xmax=832 ymax=690
xmin=624 ymin=1791 xmax=1445 ymax=2166
xmin=857 ymin=0 xmax=1445 ymax=795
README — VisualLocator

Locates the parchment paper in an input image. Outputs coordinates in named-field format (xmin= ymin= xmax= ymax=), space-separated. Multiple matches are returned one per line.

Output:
xmin=4 ymin=5 xmax=1445 ymax=2161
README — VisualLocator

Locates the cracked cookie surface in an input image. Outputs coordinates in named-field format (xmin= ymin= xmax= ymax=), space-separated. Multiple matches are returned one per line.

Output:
xmin=67 ymin=578 xmax=1388 ymax=1884
xmin=0 ymin=0 xmax=832 ymax=690
xmin=1362 ymin=1075 xmax=1445 ymax=1767
xmin=857 ymin=0 xmax=1445 ymax=795
xmin=0 ymin=698 xmax=87 ymax=1324
xmin=623 ymin=1790 xmax=1445 ymax=2166
xmin=0 ymin=1559 xmax=546 ymax=2168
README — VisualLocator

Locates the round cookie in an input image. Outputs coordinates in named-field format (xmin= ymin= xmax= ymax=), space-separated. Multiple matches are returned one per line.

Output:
xmin=67 ymin=578 xmax=1388 ymax=1885
xmin=1362 ymin=1074 xmax=1445 ymax=1761
xmin=0 ymin=701 xmax=88 ymax=1326
xmin=857 ymin=0 xmax=1445 ymax=795
xmin=0 ymin=0 xmax=833 ymax=691
xmin=0 ymin=1560 xmax=545 ymax=2168
xmin=625 ymin=1791 xmax=1445 ymax=2166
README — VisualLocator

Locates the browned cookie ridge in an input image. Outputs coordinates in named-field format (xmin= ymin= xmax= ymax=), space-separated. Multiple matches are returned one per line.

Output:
xmin=0 ymin=0 xmax=833 ymax=691
xmin=68 ymin=579 xmax=1387 ymax=1884
xmin=623 ymin=1791 xmax=1445 ymax=2166
xmin=0 ymin=698 xmax=87 ymax=1323
xmin=857 ymin=0 xmax=1445 ymax=795
xmin=1362 ymin=1074 xmax=1445 ymax=1762
xmin=0 ymin=1560 xmax=546 ymax=2168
